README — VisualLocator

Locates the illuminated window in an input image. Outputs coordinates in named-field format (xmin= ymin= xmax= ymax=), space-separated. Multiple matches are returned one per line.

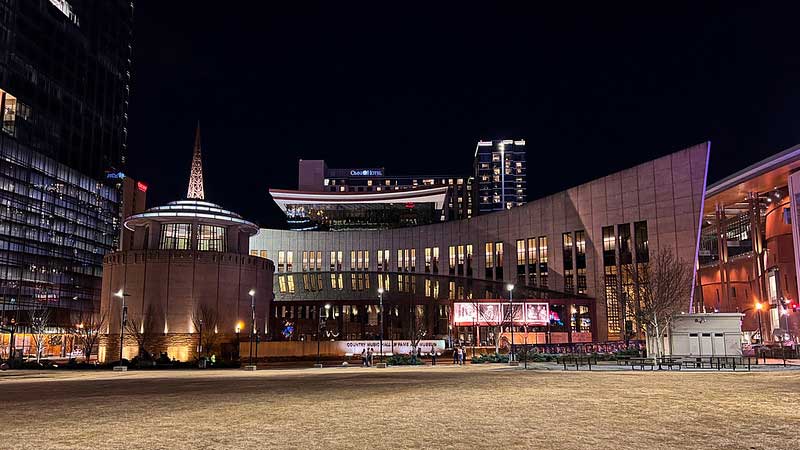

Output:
xmin=448 ymin=246 xmax=456 ymax=275
xmin=260 ymin=250 xmax=268 ymax=259
xmin=196 ymin=225 xmax=225 ymax=251
xmin=278 ymin=251 xmax=286 ymax=273
xmin=538 ymin=236 xmax=548 ymax=288
xmin=160 ymin=223 xmax=192 ymax=250
xmin=424 ymin=247 xmax=432 ymax=272
xmin=485 ymin=242 xmax=494 ymax=279
xmin=286 ymin=251 xmax=293 ymax=272
xmin=516 ymin=239 xmax=526 ymax=284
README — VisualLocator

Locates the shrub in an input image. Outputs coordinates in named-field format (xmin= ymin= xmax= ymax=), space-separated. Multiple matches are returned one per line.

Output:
xmin=386 ymin=354 xmax=423 ymax=366
xmin=471 ymin=353 xmax=510 ymax=364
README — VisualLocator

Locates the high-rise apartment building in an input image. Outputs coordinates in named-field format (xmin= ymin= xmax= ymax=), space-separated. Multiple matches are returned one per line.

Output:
xmin=0 ymin=0 xmax=137 ymax=336
xmin=474 ymin=139 xmax=527 ymax=214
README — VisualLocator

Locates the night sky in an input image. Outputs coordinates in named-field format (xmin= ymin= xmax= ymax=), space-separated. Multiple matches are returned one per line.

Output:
xmin=126 ymin=3 xmax=800 ymax=229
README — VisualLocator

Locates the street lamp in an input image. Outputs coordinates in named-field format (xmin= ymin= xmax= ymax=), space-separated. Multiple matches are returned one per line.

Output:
xmin=235 ymin=322 xmax=242 ymax=360
xmin=248 ymin=289 xmax=256 ymax=367
xmin=507 ymin=283 xmax=515 ymax=362
xmin=378 ymin=287 xmax=384 ymax=362
xmin=316 ymin=303 xmax=331 ymax=367
xmin=114 ymin=289 xmax=130 ymax=368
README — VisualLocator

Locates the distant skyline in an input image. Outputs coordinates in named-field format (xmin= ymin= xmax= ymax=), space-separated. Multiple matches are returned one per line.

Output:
xmin=127 ymin=3 xmax=800 ymax=228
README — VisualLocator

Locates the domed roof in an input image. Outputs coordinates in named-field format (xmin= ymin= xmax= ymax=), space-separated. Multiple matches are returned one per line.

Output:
xmin=124 ymin=200 xmax=259 ymax=235
xmin=123 ymin=126 xmax=258 ymax=235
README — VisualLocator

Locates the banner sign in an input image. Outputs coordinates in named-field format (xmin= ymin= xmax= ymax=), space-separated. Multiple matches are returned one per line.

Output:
xmin=339 ymin=340 xmax=445 ymax=355
xmin=453 ymin=301 xmax=549 ymax=326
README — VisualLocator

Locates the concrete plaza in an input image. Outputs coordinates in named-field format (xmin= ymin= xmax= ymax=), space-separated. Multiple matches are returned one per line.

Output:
xmin=2 ymin=365 xmax=798 ymax=449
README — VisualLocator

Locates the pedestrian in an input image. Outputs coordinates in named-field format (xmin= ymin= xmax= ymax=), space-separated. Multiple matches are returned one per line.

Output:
xmin=459 ymin=346 xmax=466 ymax=365
xmin=361 ymin=348 xmax=367 ymax=367
xmin=431 ymin=344 xmax=437 ymax=365
xmin=453 ymin=346 xmax=459 ymax=365
xmin=367 ymin=347 xmax=373 ymax=367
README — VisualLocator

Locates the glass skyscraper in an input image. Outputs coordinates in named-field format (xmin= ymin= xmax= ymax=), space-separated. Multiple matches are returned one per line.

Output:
xmin=0 ymin=0 xmax=135 ymax=334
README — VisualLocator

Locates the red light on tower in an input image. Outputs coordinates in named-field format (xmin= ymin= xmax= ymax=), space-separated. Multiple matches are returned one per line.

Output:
xmin=405 ymin=202 xmax=415 ymax=209
xmin=136 ymin=181 xmax=148 ymax=192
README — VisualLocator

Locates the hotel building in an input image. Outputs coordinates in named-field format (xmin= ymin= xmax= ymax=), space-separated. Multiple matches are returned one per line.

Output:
xmin=296 ymin=159 xmax=474 ymax=222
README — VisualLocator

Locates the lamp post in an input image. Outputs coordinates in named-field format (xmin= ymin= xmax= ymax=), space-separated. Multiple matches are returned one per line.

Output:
xmin=316 ymin=303 xmax=331 ymax=368
xmin=507 ymin=284 xmax=515 ymax=362
xmin=197 ymin=319 xmax=204 ymax=359
xmin=378 ymin=288 xmax=384 ymax=362
xmin=248 ymin=289 xmax=256 ymax=367
xmin=114 ymin=289 xmax=130 ymax=368
xmin=235 ymin=322 xmax=242 ymax=360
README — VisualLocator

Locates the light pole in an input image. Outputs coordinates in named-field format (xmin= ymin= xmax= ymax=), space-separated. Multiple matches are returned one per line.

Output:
xmin=235 ymin=322 xmax=242 ymax=360
xmin=507 ymin=284 xmax=515 ymax=362
xmin=378 ymin=287 xmax=384 ymax=362
xmin=198 ymin=319 xmax=204 ymax=359
xmin=114 ymin=289 xmax=130 ymax=367
xmin=316 ymin=303 xmax=331 ymax=367
xmin=248 ymin=289 xmax=256 ymax=367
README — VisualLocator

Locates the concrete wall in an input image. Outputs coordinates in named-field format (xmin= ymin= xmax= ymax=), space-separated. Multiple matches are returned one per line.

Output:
xmin=99 ymin=250 xmax=274 ymax=362
xmin=252 ymin=143 xmax=711 ymax=342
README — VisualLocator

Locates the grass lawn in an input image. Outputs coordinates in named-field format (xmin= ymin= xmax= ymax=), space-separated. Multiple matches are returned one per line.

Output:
xmin=1 ymin=365 xmax=798 ymax=449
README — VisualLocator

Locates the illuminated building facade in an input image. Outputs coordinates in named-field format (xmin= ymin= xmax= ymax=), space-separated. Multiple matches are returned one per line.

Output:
xmin=298 ymin=159 xmax=474 ymax=221
xmin=254 ymin=142 xmax=710 ymax=343
xmin=474 ymin=139 xmax=527 ymax=214
xmin=0 ymin=0 xmax=133 ymax=178
xmin=98 ymin=131 xmax=273 ymax=362
xmin=696 ymin=144 xmax=800 ymax=345
xmin=271 ymin=186 xmax=449 ymax=231
xmin=0 ymin=0 xmax=137 ymax=358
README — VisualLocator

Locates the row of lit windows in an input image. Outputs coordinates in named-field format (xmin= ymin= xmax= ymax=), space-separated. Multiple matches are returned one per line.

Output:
xmin=158 ymin=223 xmax=226 ymax=252
xmin=514 ymin=237 xmax=549 ymax=289
xmin=602 ymin=221 xmax=649 ymax=337
xmin=325 ymin=177 xmax=467 ymax=187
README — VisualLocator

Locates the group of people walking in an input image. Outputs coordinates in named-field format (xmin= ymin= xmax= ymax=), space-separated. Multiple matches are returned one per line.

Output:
xmin=360 ymin=348 xmax=375 ymax=367
xmin=453 ymin=346 xmax=467 ymax=365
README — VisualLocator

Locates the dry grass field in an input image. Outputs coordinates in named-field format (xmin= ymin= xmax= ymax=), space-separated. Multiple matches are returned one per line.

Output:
xmin=1 ymin=365 xmax=798 ymax=450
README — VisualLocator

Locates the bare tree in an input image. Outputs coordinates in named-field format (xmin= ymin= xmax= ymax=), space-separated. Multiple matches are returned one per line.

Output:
xmin=71 ymin=310 xmax=107 ymax=363
xmin=126 ymin=303 xmax=159 ymax=359
xmin=408 ymin=304 xmax=427 ymax=362
xmin=28 ymin=306 xmax=52 ymax=364
xmin=192 ymin=302 xmax=220 ymax=357
xmin=622 ymin=248 xmax=693 ymax=357
xmin=472 ymin=300 xmax=513 ymax=355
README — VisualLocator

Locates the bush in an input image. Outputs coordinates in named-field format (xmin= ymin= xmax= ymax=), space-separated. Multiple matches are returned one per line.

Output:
xmin=21 ymin=360 xmax=55 ymax=370
xmin=386 ymin=354 xmax=423 ymax=366
xmin=471 ymin=353 xmax=510 ymax=364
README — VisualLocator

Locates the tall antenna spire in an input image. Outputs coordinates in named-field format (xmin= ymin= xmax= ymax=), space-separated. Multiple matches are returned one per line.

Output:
xmin=187 ymin=122 xmax=205 ymax=200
